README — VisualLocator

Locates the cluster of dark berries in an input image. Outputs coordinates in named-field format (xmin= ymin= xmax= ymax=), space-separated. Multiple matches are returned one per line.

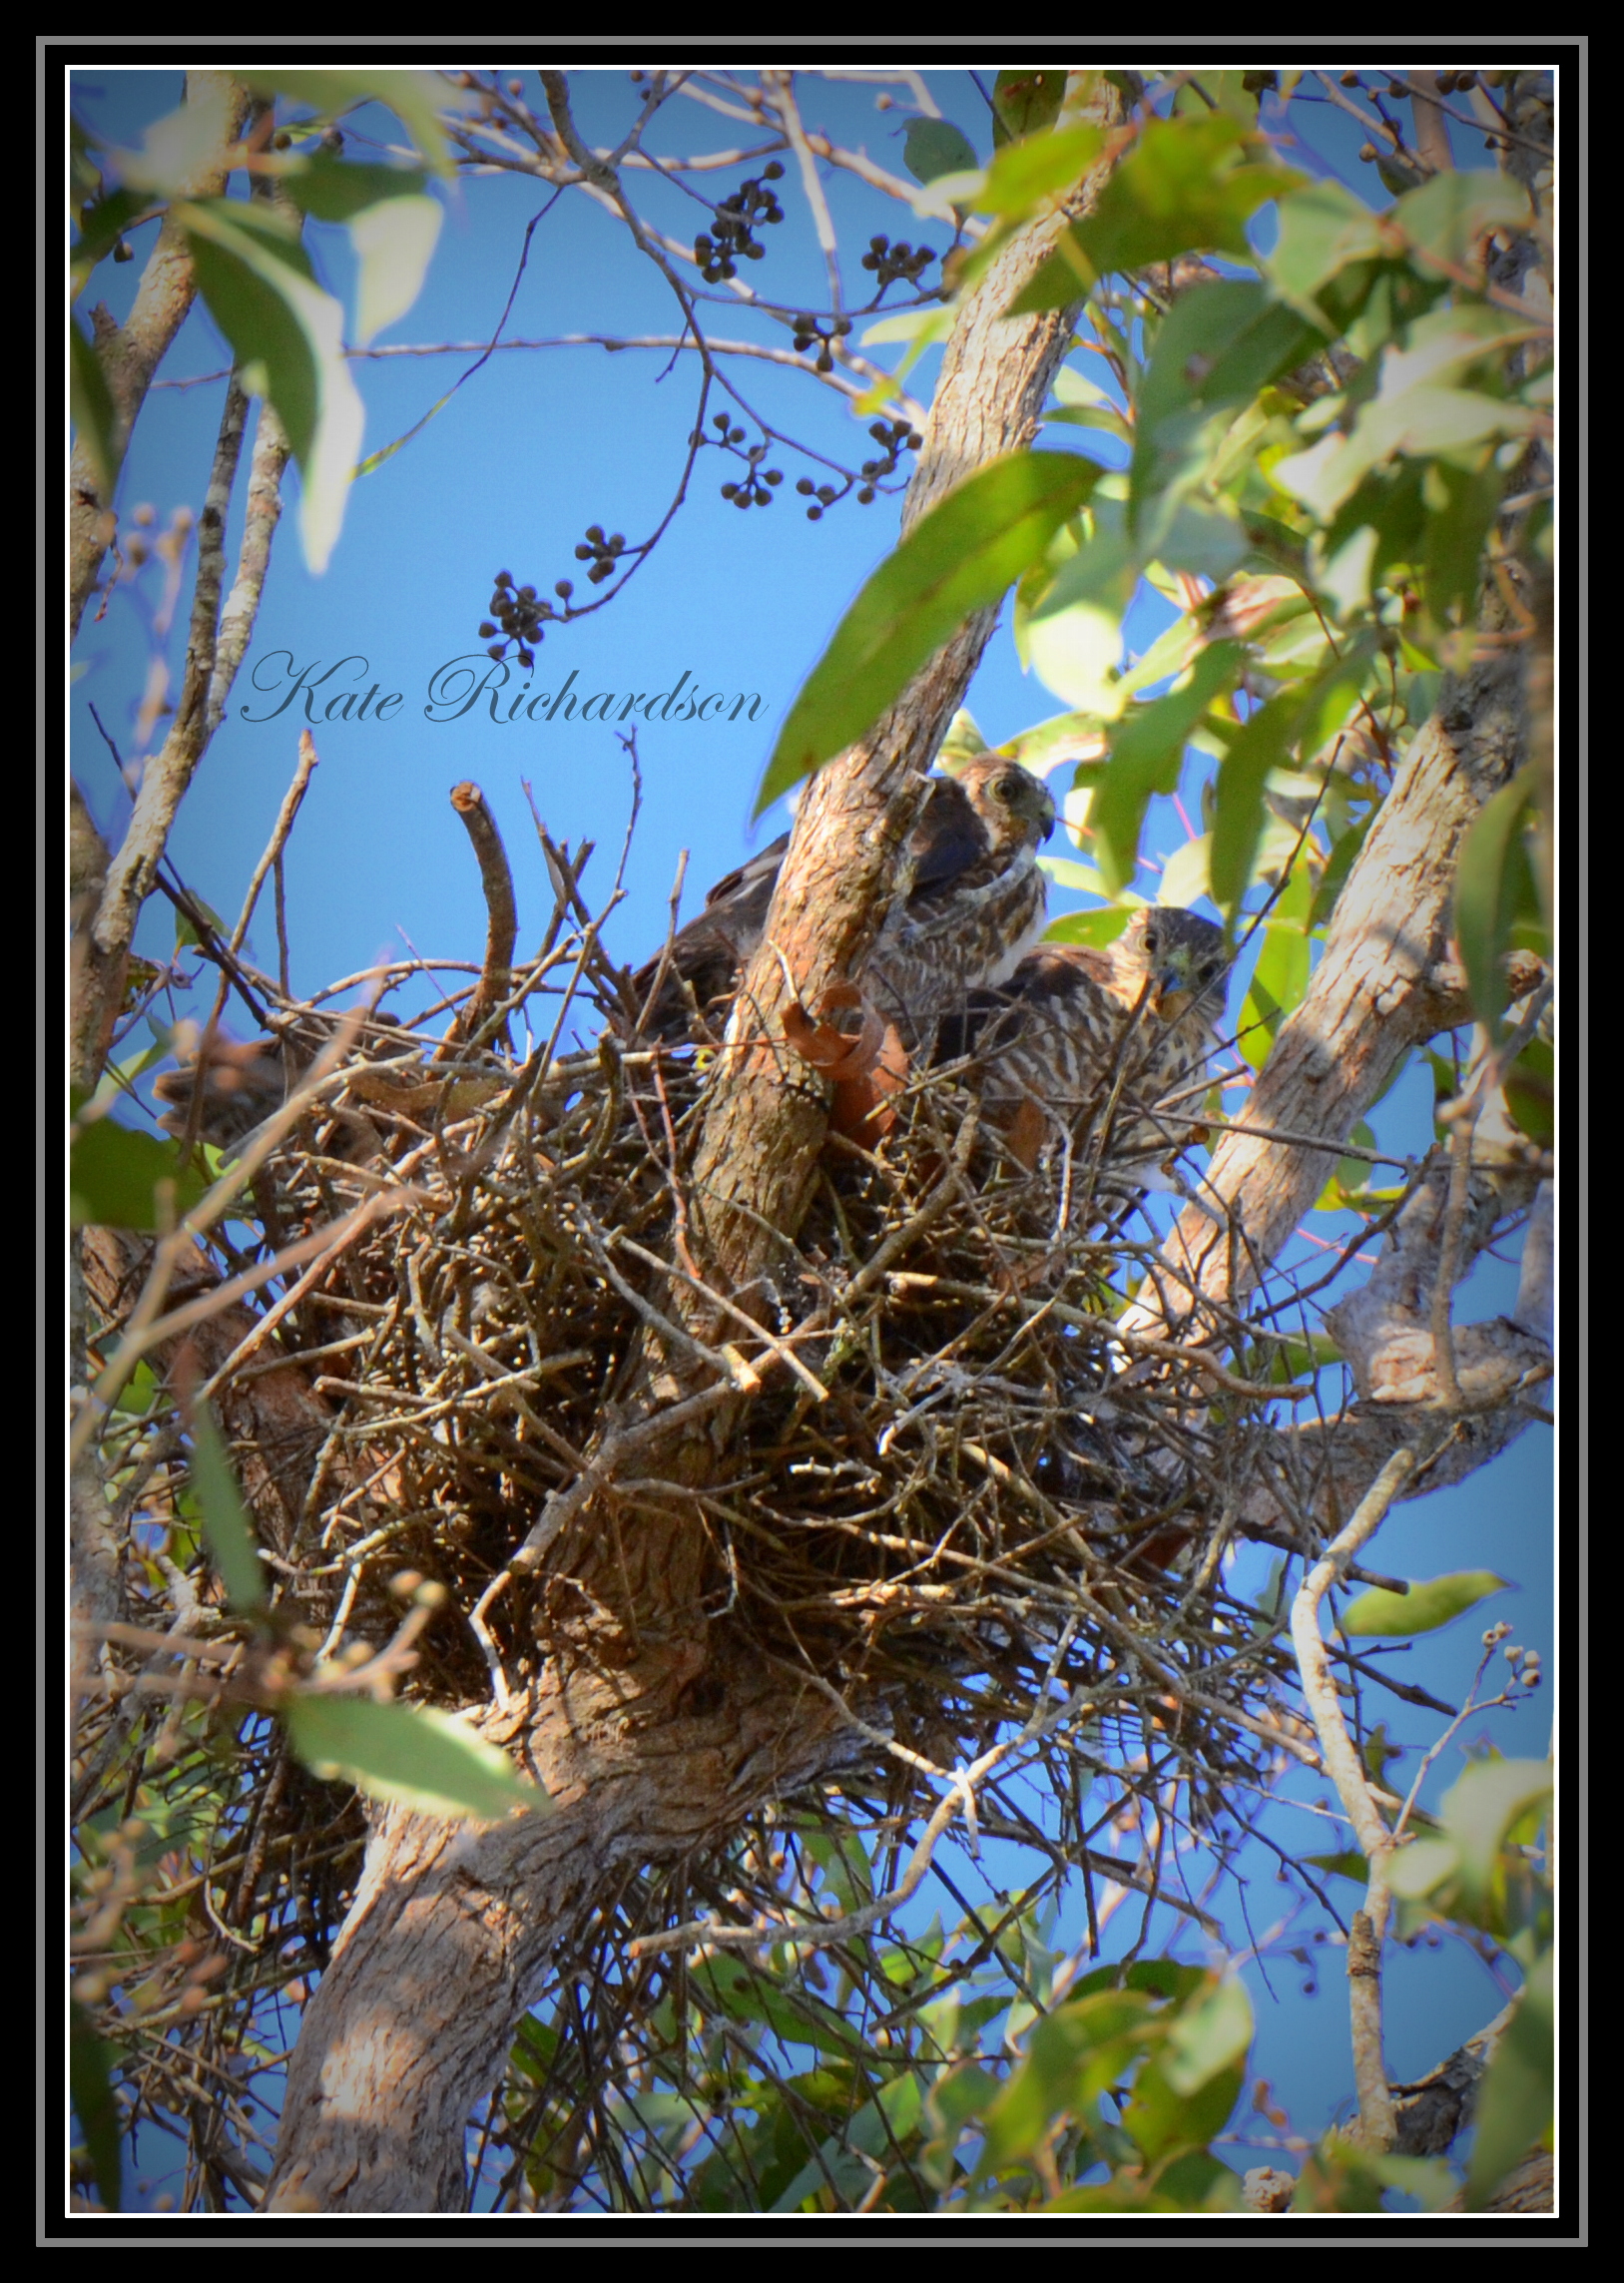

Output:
xmin=856 ymin=417 xmax=924 ymax=496
xmin=859 ymin=233 xmax=935 ymax=291
xmin=480 ymin=570 xmax=556 ymax=669
xmin=693 ymin=410 xmax=785 ymax=509
xmin=574 ymin=524 xmax=628 ymax=585
xmin=794 ymin=479 xmax=841 ymax=521
xmin=695 ymin=163 xmax=785 ymax=282
xmin=789 ymin=310 xmax=854 ymax=372
xmin=794 ymin=420 xmax=922 ymax=521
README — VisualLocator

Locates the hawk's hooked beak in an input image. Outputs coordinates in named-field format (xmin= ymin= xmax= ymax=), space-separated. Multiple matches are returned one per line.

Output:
xmin=1153 ymin=970 xmax=1192 ymax=1021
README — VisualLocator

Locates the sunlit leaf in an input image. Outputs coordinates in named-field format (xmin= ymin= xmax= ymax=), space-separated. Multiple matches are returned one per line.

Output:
xmin=282 ymin=1694 xmax=546 ymax=1819
xmin=112 ymin=81 xmax=235 ymax=197
xmin=1343 ymin=1570 xmax=1509 ymax=1638
xmin=1044 ymin=903 xmax=1135 ymax=948
xmin=1123 ymin=2054 xmax=1244 ymax=2165
xmin=1008 ymin=116 xmax=1305 ymax=310
xmin=1391 ymin=169 xmax=1534 ymax=278
xmin=759 ymin=452 xmax=1101 ymax=812
xmin=347 ymin=194 xmax=442 ymax=345
xmin=1434 ymin=1757 xmax=1551 ymax=1908
xmin=179 ymin=197 xmax=365 ymax=573
xmin=1161 ymin=1975 xmax=1253 ymax=2095
xmin=241 ymin=69 xmax=453 ymax=175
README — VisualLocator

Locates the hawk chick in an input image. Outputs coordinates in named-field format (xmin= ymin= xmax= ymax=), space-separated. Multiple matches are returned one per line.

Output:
xmin=632 ymin=756 xmax=1056 ymax=1048
xmin=940 ymin=907 xmax=1229 ymax=1173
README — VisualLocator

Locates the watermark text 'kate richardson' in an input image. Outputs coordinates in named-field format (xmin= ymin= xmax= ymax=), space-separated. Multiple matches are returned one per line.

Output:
xmin=240 ymin=653 xmax=766 ymax=727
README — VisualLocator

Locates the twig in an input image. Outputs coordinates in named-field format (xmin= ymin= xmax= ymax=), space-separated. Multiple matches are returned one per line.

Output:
xmin=446 ymin=782 xmax=519 ymax=1053
xmin=1290 ymin=1444 xmax=1420 ymax=2152
xmin=231 ymin=730 xmax=319 ymax=957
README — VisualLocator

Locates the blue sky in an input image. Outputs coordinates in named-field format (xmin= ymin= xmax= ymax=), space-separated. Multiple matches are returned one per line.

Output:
xmin=71 ymin=65 xmax=1551 ymax=2209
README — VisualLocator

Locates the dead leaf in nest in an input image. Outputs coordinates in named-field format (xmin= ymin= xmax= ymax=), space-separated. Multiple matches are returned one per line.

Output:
xmin=783 ymin=983 xmax=910 ymax=1144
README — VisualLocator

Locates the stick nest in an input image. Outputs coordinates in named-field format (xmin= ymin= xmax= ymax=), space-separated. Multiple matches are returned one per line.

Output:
xmin=210 ymin=934 xmax=1302 ymax=1831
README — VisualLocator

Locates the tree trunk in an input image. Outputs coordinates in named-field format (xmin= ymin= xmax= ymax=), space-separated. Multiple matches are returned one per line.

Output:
xmin=265 ymin=74 xmax=1136 ymax=2213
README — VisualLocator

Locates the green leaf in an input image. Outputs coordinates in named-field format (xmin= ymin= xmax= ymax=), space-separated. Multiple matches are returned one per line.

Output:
xmin=70 ymin=1115 xmax=211 ymax=1231
xmin=758 ymin=452 xmax=1101 ymax=813
xmin=347 ymin=193 xmax=442 ymax=346
xmin=1161 ymin=1975 xmax=1253 ymax=2096
xmin=1039 ymin=854 xmax=1112 ymax=897
xmin=1008 ymin=116 xmax=1305 ymax=311
xmin=1158 ymin=835 xmax=1211 ymax=908
xmin=1021 ymin=490 xmax=1139 ymax=715
xmin=70 ymin=321 xmax=122 ymax=502
xmin=903 ymin=118 xmax=980 ymax=186
xmin=1237 ymin=841 xmax=1316 ymax=1067
xmin=927 ymin=2059 xmax=1002 ymax=2137
xmin=1149 ymin=499 xmax=1251 ymax=582
xmin=1421 ymin=454 xmax=1504 ymax=624
xmin=1503 ymin=1036 xmax=1553 ymax=1148
xmin=281 ymin=1695 xmax=545 ymax=1819
xmin=1044 ymin=903 xmax=1134 ymax=949
xmin=859 ymin=305 xmax=957 ymax=348
xmin=112 ymin=81 xmax=236 ymax=197
xmin=73 ymin=186 xmax=152 ymax=283
xmin=178 ymin=196 xmax=365 ymax=574
xmin=1303 ymin=1851 xmax=1373 ymax=1885
xmin=1092 ymin=644 xmax=1243 ymax=893
xmin=189 ymin=1403 xmax=269 ymax=1613
xmin=1124 ymin=2055 xmax=1244 ymax=2166
xmin=241 ymin=69 xmax=452 ymax=175
xmin=277 ymin=152 xmax=427 ymax=221
xmin=1391 ymin=170 xmax=1534 ymax=278
xmin=1309 ymin=811 xmax=1373 ymax=929
xmin=1269 ymin=179 xmax=1389 ymax=323
xmin=1466 ymin=1948 xmax=1552 ymax=2208
xmin=1208 ymin=693 xmax=1296 ymax=922
xmin=1342 ymin=1570 xmax=1509 ymax=1638
xmin=273 ymin=155 xmax=443 ymax=349
xmin=1435 ymin=1757 xmax=1552 ymax=1911
xmin=1276 ymin=362 xmax=1539 ymax=524
xmin=1137 ymin=281 xmax=1326 ymax=434
xmin=1454 ymin=767 xmax=1545 ymax=1030
xmin=992 ymin=69 xmax=1068 ymax=147
xmin=980 ymin=1990 xmax=1158 ymax=2174
xmin=1212 ymin=648 xmax=1369 ymax=923
xmin=71 ymin=1999 xmax=123 ymax=2211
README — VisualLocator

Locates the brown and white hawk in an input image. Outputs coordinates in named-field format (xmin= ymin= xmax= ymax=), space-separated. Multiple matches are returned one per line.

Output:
xmin=939 ymin=907 xmax=1230 ymax=1174
xmin=633 ymin=756 xmax=1056 ymax=1048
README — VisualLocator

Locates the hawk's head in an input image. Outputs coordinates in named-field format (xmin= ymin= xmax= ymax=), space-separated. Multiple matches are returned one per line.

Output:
xmin=958 ymin=757 xmax=1056 ymax=855
xmin=1120 ymin=907 xmax=1229 ymax=1028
